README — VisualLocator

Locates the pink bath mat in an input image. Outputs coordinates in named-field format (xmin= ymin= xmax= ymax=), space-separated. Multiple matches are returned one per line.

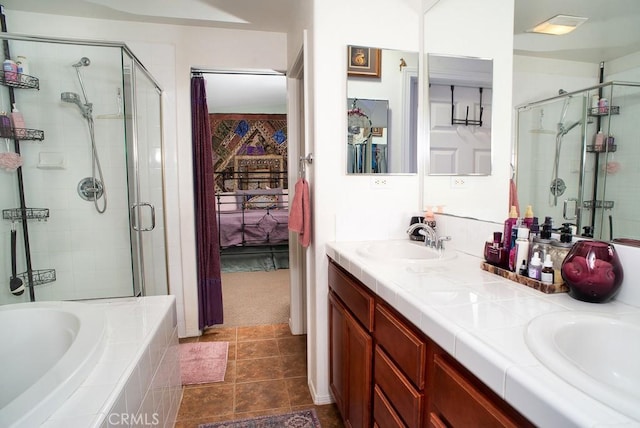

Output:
xmin=180 ymin=341 xmax=229 ymax=385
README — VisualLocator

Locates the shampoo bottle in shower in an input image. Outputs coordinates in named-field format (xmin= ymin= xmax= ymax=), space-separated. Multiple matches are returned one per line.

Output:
xmin=10 ymin=104 xmax=25 ymax=131
xmin=594 ymin=130 xmax=605 ymax=152
xmin=0 ymin=112 xmax=11 ymax=138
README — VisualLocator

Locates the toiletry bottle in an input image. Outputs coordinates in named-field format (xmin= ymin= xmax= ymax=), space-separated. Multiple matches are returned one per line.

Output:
xmin=591 ymin=94 xmax=599 ymax=113
xmin=560 ymin=223 xmax=573 ymax=243
xmin=541 ymin=254 xmax=554 ymax=285
xmin=523 ymin=205 xmax=534 ymax=229
xmin=503 ymin=206 xmax=519 ymax=253
xmin=511 ymin=227 xmax=530 ymax=272
xmin=484 ymin=232 xmax=508 ymax=267
xmin=0 ymin=112 xmax=11 ymax=138
xmin=10 ymin=104 xmax=25 ymax=133
xmin=541 ymin=216 xmax=553 ymax=240
xmin=15 ymin=55 xmax=28 ymax=75
xmin=599 ymin=97 xmax=608 ymax=114
xmin=425 ymin=208 xmax=436 ymax=230
xmin=528 ymin=251 xmax=542 ymax=280
xmin=529 ymin=216 xmax=539 ymax=239
xmin=606 ymin=134 xmax=615 ymax=151
xmin=3 ymin=59 xmax=17 ymax=82
xmin=518 ymin=261 xmax=528 ymax=276
xmin=409 ymin=216 xmax=425 ymax=241
xmin=549 ymin=225 xmax=574 ymax=285
xmin=510 ymin=218 xmax=522 ymax=250
xmin=594 ymin=130 xmax=605 ymax=152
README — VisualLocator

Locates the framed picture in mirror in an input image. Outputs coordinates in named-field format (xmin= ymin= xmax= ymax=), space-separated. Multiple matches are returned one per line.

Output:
xmin=347 ymin=45 xmax=381 ymax=78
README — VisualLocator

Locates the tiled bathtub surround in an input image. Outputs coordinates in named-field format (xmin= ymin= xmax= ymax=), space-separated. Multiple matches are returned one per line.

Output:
xmin=326 ymin=239 xmax=640 ymax=427
xmin=42 ymin=296 xmax=181 ymax=428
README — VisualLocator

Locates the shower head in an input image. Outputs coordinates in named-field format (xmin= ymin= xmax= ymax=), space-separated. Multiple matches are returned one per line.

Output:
xmin=61 ymin=91 xmax=92 ymax=119
xmin=72 ymin=57 xmax=91 ymax=68
xmin=61 ymin=91 xmax=81 ymax=104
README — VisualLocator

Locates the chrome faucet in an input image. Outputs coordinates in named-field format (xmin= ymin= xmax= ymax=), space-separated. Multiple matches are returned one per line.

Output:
xmin=406 ymin=222 xmax=452 ymax=251
xmin=406 ymin=222 xmax=438 ymax=247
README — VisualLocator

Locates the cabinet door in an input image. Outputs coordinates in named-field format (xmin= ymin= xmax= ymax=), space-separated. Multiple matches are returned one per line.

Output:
xmin=329 ymin=292 xmax=347 ymax=417
xmin=329 ymin=291 xmax=373 ymax=428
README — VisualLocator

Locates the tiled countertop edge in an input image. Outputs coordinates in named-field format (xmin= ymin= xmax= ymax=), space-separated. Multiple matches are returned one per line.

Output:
xmin=326 ymin=241 xmax=638 ymax=427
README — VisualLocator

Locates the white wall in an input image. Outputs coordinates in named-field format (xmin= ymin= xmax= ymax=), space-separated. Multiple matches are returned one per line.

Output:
xmin=309 ymin=0 xmax=422 ymax=403
xmin=423 ymin=0 xmax=514 ymax=222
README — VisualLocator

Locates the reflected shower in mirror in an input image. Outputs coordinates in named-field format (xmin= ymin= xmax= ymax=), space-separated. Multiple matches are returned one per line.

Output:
xmin=346 ymin=47 xmax=418 ymax=175
xmin=427 ymin=54 xmax=493 ymax=175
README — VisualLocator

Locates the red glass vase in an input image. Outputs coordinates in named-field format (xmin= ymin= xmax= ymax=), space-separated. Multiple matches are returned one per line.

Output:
xmin=561 ymin=240 xmax=623 ymax=303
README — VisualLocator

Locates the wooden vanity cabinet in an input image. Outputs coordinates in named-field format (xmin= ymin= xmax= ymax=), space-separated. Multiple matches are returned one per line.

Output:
xmin=374 ymin=303 xmax=427 ymax=427
xmin=328 ymin=257 xmax=533 ymax=428
xmin=429 ymin=349 xmax=534 ymax=428
xmin=328 ymin=260 xmax=374 ymax=428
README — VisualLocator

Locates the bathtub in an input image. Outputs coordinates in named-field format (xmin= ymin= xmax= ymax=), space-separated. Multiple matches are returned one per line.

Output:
xmin=0 ymin=301 xmax=106 ymax=428
xmin=0 ymin=296 xmax=181 ymax=428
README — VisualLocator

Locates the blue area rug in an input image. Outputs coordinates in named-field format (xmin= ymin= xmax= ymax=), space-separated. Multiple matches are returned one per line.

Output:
xmin=199 ymin=409 xmax=321 ymax=427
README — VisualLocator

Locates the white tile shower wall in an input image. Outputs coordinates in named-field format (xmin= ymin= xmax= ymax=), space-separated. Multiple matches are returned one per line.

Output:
xmin=436 ymin=214 xmax=640 ymax=308
xmin=4 ymin=40 xmax=138 ymax=301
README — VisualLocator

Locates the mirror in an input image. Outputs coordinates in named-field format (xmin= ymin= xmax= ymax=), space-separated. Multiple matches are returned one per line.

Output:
xmin=427 ymin=54 xmax=493 ymax=175
xmin=346 ymin=46 xmax=418 ymax=174
xmin=512 ymin=1 xmax=640 ymax=242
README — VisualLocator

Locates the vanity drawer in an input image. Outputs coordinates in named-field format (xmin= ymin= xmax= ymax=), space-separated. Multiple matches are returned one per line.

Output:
xmin=373 ymin=384 xmax=406 ymax=428
xmin=375 ymin=303 xmax=426 ymax=389
xmin=432 ymin=353 xmax=531 ymax=428
xmin=328 ymin=259 xmax=374 ymax=331
xmin=374 ymin=346 xmax=423 ymax=428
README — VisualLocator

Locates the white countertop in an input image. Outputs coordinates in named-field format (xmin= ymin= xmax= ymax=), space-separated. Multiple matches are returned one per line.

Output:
xmin=326 ymin=240 xmax=640 ymax=428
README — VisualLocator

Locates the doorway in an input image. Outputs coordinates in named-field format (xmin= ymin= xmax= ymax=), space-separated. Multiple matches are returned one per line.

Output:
xmin=194 ymin=70 xmax=294 ymax=328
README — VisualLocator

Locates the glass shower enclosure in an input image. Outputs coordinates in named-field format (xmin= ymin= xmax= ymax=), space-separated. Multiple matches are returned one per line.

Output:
xmin=515 ymin=81 xmax=640 ymax=241
xmin=0 ymin=32 xmax=168 ymax=304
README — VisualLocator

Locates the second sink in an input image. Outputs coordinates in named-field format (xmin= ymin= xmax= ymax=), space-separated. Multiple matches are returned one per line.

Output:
xmin=525 ymin=311 xmax=640 ymax=420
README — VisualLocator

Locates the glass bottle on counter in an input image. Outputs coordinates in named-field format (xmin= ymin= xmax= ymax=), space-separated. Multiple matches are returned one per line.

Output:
xmin=548 ymin=224 xmax=574 ymax=285
xmin=541 ymin=254 xmax=554 ymax=285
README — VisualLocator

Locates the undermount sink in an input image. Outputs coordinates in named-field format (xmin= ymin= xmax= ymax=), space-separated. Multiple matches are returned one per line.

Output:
xmin=525 ymin=311 xmax=640 ymax=420
xmin=356 ymin=240 xmax=456 ymax=264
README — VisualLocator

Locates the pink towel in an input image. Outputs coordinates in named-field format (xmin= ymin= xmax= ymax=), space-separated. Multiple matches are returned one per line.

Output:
xmin=289 ymin=178 xmax=311 ymax=247
xmin=509 ymin=178 xmax=520 ymax=217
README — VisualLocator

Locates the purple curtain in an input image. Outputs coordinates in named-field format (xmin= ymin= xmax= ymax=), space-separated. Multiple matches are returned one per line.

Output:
xmin=191 ymin=75 xmax=223 ymax=328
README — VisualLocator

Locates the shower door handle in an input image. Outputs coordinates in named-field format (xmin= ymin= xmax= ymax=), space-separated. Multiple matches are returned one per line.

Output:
xmin=130 ymin=202 xmax=156 ymax=231
xmin=563 ymin=198 xmax=578 ymax=221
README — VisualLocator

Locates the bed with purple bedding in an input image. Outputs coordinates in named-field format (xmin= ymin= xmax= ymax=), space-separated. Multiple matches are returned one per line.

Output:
xmin=216 ymin=188 xmax=289 ymax=249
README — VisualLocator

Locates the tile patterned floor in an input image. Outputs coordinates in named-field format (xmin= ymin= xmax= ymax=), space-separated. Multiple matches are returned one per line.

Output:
xmin=175 ymin=323 xmax=344 ymax=428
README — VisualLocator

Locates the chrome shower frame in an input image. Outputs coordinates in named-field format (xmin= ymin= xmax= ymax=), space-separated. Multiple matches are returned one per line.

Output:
xmin=515 ymin=80 xmax=640 ymax=240
xmin=0 ymin=31 xmax=168 ymax=300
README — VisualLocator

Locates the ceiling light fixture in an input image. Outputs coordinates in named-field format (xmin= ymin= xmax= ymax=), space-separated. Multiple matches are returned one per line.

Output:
xmin=530 ymin=14 xmax=588 ymax=35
